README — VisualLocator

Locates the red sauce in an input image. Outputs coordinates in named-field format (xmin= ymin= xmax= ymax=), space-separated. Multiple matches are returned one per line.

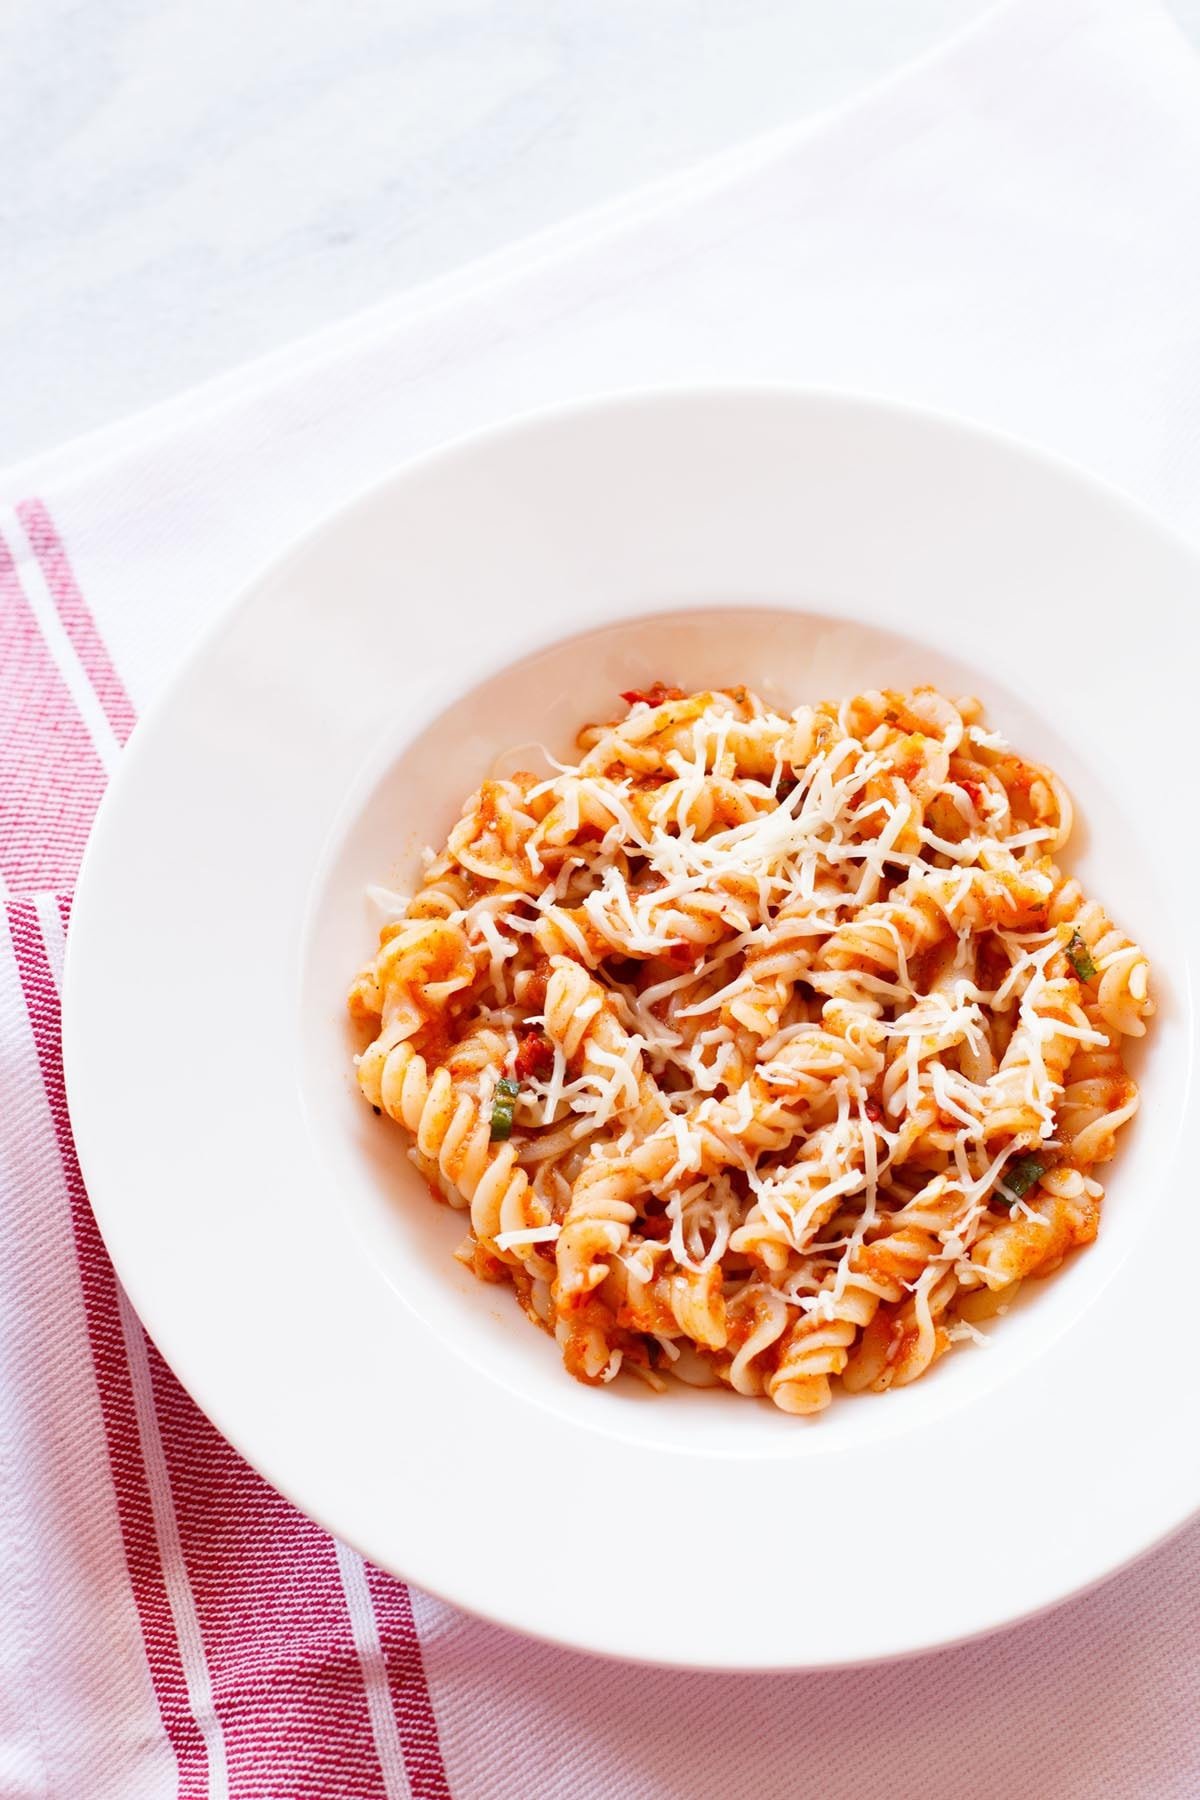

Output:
xmin=522 ymin=954 xmax=553 ymax=1012
xmin=514 ymin=1028 xmax=555 ymax=1080
xmin=666 ymin=941 xmax=703 ymax=969
xmin=637 ymin=1198 xmax=672 ymax=1242
xmin=620 ymin=683 xmax=686 ymax=709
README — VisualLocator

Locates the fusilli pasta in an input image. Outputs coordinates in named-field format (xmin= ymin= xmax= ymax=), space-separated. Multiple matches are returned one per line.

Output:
xmin=349 ymin=682 xmax=1152 ymax=1413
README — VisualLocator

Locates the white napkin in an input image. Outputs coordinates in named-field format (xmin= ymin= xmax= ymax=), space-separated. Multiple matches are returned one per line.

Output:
xmin=4 ymin=0 xmax=1199 ymax=1795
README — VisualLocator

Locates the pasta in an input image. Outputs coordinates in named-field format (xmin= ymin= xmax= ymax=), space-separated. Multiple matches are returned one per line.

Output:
xmin=348 ymin=682 xmax=1152 ymax=1413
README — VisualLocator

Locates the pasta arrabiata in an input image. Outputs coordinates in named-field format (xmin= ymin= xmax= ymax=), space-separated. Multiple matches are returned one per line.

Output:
xmin=348 ymin=682 xmax=1151 ymax=1413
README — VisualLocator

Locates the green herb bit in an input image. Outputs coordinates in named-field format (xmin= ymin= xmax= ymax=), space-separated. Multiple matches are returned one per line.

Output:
xmin=1065 ymin=930 xmax=1097 ymax=982
xmin=490 ymin=1077 xmax=520 ymax=1142
xmin=1001 ymin=1155 xmax=1047 ymax=1202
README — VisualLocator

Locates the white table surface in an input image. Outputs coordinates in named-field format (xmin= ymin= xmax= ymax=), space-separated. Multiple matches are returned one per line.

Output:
xmin=5 ymin=0 xmax=1199 ymax=466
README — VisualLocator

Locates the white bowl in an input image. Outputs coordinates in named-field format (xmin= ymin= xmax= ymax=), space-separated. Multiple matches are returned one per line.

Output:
xmin=65 ymin=388 xmax=1200 ymax=1669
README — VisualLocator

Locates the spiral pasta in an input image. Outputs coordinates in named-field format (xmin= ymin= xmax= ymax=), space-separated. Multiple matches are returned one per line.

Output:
xmin=349 ymin=682 xmax=1152 ymax=1413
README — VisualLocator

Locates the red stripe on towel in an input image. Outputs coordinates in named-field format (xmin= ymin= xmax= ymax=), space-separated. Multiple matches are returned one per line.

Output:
xmin=366 ymin=1565 xmax=453 ymax=1800
xmin=9 ymin=898 xmax=206 ymax=1795
xmin=0 ymin=535 xmax=109 ymax=891
xmin=17 ymin=498 xmax=137 ymax=745
xmin=146 ymin=1356 xmax=398 ymax=1800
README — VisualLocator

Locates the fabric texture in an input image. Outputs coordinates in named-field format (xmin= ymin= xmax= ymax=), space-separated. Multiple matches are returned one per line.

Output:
xmin=2 ymin=0 xmax=1199 ymax=1793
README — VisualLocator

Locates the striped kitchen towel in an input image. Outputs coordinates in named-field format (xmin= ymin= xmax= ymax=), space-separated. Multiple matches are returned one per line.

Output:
xmin=4 ymin=0 xmax=1200 ymax=1795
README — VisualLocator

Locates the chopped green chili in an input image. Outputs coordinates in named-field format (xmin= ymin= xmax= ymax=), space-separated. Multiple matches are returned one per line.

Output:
xmin=1065 ymin=930 xmax=1097 ymax=982
xmin=1001 ymin=1155 xmax=1046 ymax=1202
xmin=490 ymin=1077 xmax=520 ymax=1142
